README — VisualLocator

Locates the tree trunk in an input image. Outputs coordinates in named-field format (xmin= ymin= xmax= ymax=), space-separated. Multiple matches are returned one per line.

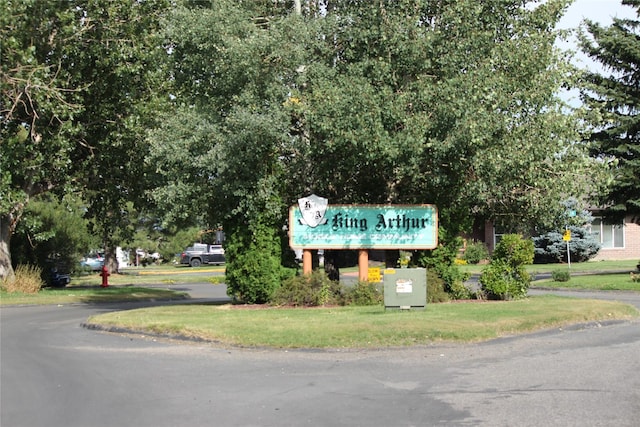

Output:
xmin=0 ymin=214 xmax=15 ymax=280
xmin=105 ymin=245 xmax=119 ymax=274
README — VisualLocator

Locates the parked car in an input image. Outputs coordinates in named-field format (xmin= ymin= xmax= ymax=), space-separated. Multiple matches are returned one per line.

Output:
xmin=43 ymin=259 xmax=72 ymax=287
xmin=79 ymin=253 xmax=104 ymax=271
xmin=48 ymin=269 xmax=71 ymax=287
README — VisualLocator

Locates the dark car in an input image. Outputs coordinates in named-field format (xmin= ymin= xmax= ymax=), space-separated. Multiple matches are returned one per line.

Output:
xmin=42 ymin=259 xmax=72 ymax=288
xmin=49 ymin=269 xmax=71 ymax=287
xmin=41 ymin=265 xmax=71 ymax=288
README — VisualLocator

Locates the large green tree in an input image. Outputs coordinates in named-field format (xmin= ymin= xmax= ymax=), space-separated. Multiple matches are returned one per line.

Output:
xmin=150 ymin=0 xmax=599 ymax=300
xmin=1 ymin=1 xmax=84 ymax=279
xmin=298 ymin=0 xmax=594 ymax=234
xmin=579 ymin=0 xmax=640 ymax=221
xmin=1 ymin=0 xmax=169 ymax=279
xmin=67 ymin=0 xmax=171 ymax=272
xmin=149 ymin=1 xmax=296 ymax=302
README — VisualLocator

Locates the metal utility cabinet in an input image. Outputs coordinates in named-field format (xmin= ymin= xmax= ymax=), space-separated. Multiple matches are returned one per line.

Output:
xmin=383 ymin=268 xmax=427 ymax=310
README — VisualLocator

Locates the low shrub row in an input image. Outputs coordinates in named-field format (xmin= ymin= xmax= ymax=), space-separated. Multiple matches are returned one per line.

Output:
xmin=270 ymin=268 xmax=457 ymax=307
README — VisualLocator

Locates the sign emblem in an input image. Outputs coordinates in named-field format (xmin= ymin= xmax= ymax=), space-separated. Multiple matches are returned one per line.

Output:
xmin=297 ymin=194 xmax=328 ymax=228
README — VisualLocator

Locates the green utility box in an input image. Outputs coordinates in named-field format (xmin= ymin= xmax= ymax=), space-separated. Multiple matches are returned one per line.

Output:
xmin=383 ymin=268 xmax=427 ymax=310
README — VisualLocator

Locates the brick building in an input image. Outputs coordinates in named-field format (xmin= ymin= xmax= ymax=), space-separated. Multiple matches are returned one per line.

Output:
xmin=589 ymin=214 xmax=640 ymax=261
xmin=473 ymin=214 xmax=640 ymax=261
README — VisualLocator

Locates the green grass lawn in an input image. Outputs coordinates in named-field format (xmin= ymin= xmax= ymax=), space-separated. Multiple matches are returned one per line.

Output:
xmin=86 ymin=295 xmax=639 ymax=349
xmin=4 ymin=260 xmax=639 ymax=349
xmin=0 ymin=264 xmax=222 ymax=306
xmin=533 ymin=272 xmax=640 ymax=291
xmin=0 ymin=286 xmax=189 ymax=306
xmin=461 ymin=259 xmax=638 ymax=276
xmin=73 ymin=265 xmax=225 ymax=287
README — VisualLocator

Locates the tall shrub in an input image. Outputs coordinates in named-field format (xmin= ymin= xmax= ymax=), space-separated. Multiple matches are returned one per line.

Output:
xmin=225 ymin=221 xmax=282 ymax=304
xmin=416 ymin=229 xmax=469 ymax=298
xmin=480 ymin=234 xmax=534 ymax=300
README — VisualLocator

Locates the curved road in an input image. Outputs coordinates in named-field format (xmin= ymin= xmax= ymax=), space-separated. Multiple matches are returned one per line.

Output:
xmin=2 ymin=284 xmax=639 ymax=427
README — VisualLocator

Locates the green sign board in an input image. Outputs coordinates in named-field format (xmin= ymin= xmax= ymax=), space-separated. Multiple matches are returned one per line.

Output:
xmin=289 ymin=204 xmax=438 ymax=249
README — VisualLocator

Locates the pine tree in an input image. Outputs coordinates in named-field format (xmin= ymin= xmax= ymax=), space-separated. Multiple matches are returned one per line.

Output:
xmin=580 ymin=0 xmax=640 ymax=221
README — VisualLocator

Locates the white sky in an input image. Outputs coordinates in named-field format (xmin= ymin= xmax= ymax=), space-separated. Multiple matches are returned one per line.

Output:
xmin=557 ymin=0 xmax=637 ymax=60
xmin=558 ymin=0 xmax=636 ymax=30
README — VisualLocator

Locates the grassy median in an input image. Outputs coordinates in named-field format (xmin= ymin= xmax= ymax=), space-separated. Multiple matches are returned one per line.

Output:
xmin=86 ymin=295 xmax=639 ymax=349
xmin=534 ymin=272 xmax=640 ymax=291
xmin=0 ymin=286 xmax=188 ymax=306
xmin=4 ymin=260 xmax=639 ymax=349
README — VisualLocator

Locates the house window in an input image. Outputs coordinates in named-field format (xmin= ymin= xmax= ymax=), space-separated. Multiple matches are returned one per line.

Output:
xmin=493 ymin=225 xmax=508 ymax=248
xmin=590 ymin=217 xmax=624 ymax=249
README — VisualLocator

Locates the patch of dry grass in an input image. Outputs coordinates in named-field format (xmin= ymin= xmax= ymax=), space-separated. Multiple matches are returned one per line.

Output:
xmin=1 ymin=265 xmax=42 ymax=294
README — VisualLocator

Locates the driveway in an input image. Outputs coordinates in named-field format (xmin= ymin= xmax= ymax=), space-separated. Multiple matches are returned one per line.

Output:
xmin=1 ymin=283 xmax=639 ymax=427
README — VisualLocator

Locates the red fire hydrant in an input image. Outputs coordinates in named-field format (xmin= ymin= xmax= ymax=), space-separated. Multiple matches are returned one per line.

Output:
xmin=100 ymin=265 xmax=110 ymax=288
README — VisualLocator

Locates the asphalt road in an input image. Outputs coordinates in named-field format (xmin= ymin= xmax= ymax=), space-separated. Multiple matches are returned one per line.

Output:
xmin=1 ymin=284 xmax=639 ymax=427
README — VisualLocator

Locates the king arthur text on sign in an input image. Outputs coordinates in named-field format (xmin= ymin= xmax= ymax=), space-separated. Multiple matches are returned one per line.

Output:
xmin=289 ymin=202 xmax=438 ymax=250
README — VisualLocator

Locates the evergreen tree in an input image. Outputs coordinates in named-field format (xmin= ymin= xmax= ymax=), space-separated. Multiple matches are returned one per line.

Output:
xmin=580 ymin=0 xmax=640 ymax=221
